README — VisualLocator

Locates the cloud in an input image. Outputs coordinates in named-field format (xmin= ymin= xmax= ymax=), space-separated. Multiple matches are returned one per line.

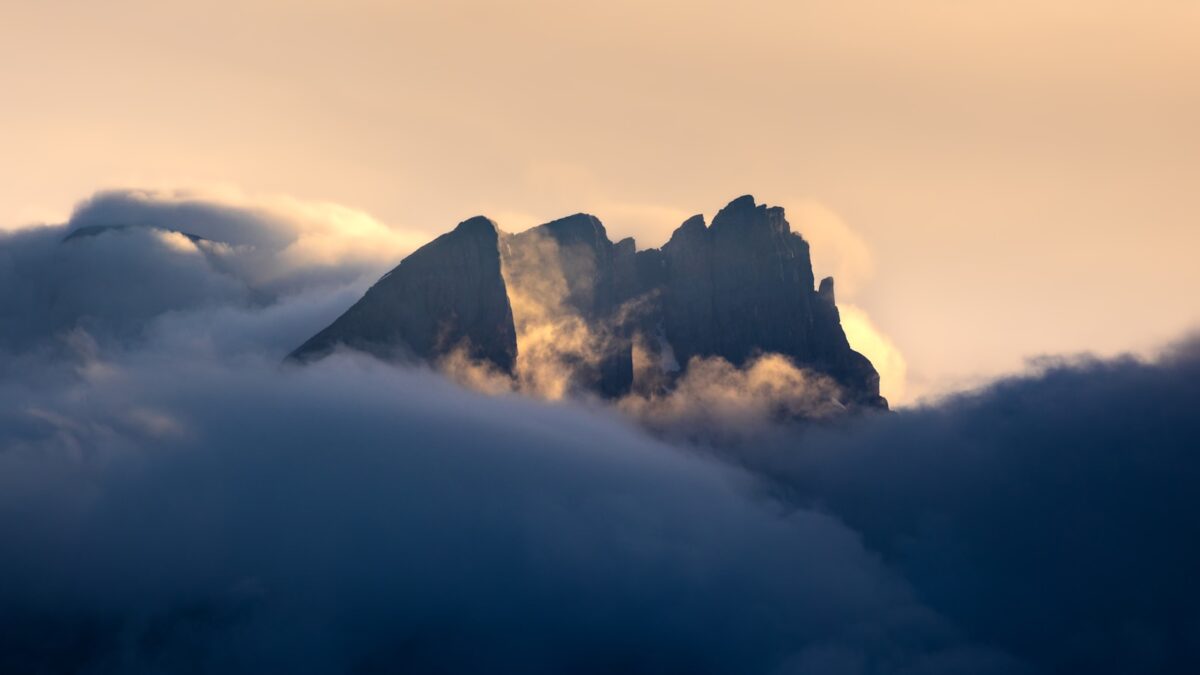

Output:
xmin=501 ymin=228 xmax=607 ymax=399
xmin=736 ymin=337 xmax=1200 ymax=674
xmin=0 ymin=189 xmax=421 ymax=358
xmin=0 ymin=188 xmax=1011 ymax=673
xmin=839 ymin=304 xmax=909 ymax=404
xmin=2 ymin=187 xmax=1198 ymax=674
xmin=64 ymin=188 xmax=423 ymax=290
xmin=789 ymin=200 xmax=874 ymax=301
xmin=0 ymin=350 xmax=1016 ymax=674
xmin=0 ymin=224 xmax=249 ymax=356
xmin=620 ymin=354 xmax=848 ymax=444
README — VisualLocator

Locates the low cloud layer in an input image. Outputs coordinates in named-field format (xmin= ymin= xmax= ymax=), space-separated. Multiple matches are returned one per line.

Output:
xmin=1 ymin=191 xmax=1198 ymax=673
xmin=0 ymin=350 xmax=1015 ymax=675
xmin=0 ymin=189 xmax=416 ymax=358
xmin=744 ymin=341 xmax=1200 ymax=674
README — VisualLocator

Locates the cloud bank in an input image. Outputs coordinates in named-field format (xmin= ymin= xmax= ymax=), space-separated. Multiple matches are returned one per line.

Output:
xmin=0 ymin=189 xmax=416 ymax=359
xmin=1 ymin=190 xmax=1197 ymax=674
xmin=741 ymin=341 xmax=1200 ymax=674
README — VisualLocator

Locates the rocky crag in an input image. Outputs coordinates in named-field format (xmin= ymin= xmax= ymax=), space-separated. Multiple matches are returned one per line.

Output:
xmin=290 ymin=196 xmax=887 ymax=410
xmin=290 ymin=216 xmax=517 ymax=371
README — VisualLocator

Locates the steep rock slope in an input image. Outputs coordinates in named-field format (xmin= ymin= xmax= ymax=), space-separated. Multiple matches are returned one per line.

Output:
xmin=658 ymin=196 xmax=884 ymax=407
xmin=289 ymin=216 xmax=516 ymax=370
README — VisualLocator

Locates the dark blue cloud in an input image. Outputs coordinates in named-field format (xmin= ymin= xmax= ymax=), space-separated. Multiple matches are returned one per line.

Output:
xmin=743 ymin=339 xmax=1200 ymax=674
xmin=66 ymin=190 xmax=298 ymax=251
xmin=0 ymin=190 xmax=395 ymax=359
xmin=0 ymin=353 xmax=1019 ymax=675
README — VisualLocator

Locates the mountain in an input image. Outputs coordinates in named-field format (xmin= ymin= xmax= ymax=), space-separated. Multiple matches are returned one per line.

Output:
xmin=657 ymin=196 xmax=884 ymax=407
xmin=290 ymin=196 xmax=887 ymax=410
xmin=290 ymin=216 xmax=517 ymax=370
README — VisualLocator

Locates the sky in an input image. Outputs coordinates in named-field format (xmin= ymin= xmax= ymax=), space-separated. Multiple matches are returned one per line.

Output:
xmin=2 ymin=6 xmax=1200 ymax=666
xmin=2 ymin=0 xmax=1198 ymax=400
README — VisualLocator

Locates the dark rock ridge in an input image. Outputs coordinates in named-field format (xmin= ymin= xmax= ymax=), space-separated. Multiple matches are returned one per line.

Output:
xmin=290 ymin=196 xmax=887 ymax=409
xmin=290 ymin=216 xmax=517 ymax=371
xmin=658 ymin=196 xmax=884 ymax=407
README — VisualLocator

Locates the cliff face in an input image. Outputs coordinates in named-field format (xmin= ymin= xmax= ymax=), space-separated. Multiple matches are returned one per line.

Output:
xmin=659 ymin=196 xmax=884 ymax=407
xmin=290 ymin=196 xmax=887 ymax=410
xmin=664 ymin=196 xmax=816 ymax=364
xmin=289 ymin=216 xmax=517 ymax=371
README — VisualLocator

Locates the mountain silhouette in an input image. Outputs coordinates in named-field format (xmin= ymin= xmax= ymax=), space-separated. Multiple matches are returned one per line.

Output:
xmin=290 ymin=195 xmax=887 ymax=410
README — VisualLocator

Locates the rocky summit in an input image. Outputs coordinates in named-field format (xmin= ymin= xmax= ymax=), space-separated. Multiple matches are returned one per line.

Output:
xmin=290 ymin=196 xmax=887 ymax=410
xmin=290 ymin=216 xmax=517 ymax=371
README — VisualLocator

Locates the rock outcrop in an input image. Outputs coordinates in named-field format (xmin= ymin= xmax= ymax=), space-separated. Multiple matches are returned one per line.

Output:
xmin=290 ymin=196 xmax=887 ymax=409
xmin=658 ymin=196 xmax=884 ymax=407
xmin=289 ymin=216 xmax=517 ymax=370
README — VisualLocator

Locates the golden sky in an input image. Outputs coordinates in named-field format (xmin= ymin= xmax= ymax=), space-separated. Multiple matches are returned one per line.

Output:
xmin=2 ymin=0 xmax=1197 ymax=402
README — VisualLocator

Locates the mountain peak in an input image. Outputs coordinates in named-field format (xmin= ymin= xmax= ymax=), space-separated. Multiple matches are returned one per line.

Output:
xmin=291 ymin=196 xmax=887 ymax=410
xmin=531 ymin=213 xmax=608 ymax=247
xmin=818 ymin=276 xmax=835 ymax=303
xmin=289 ymin=214 xmax=516 ymax=369
xmin=453 ymin=215 xmax=501 ymax=237
xmin=679 ymin=213 xmax=707 ymax=232
xmin=725 ymin=194 xmax=757 ymax=211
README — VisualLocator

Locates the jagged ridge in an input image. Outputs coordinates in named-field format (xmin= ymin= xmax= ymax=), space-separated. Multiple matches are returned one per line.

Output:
xmin=289 ymin=196 xmax=887 ymax=409
xmin=290 ymin=216 xmax=517 ymax=370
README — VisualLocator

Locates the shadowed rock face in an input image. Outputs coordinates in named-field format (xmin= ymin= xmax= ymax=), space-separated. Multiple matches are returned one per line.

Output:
xmin=665 ymin=196 xmax=816 ymax=364
xmin=290 ymin=196 xmax=886 ymax=409
xmin=661 ymin=196 xmax=884 ymax=408
xmin=289 ymin=216 xmax=516 ymax=371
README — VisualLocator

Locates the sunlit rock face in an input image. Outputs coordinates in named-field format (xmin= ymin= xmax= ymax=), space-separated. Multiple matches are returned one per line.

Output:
xmin=290 ymin=196 xmax=887 ymax=410
xmin=289 ymin=216 xmax=517 ymax=370
xmin=503 ymin=214 xmax=637 ymax=397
